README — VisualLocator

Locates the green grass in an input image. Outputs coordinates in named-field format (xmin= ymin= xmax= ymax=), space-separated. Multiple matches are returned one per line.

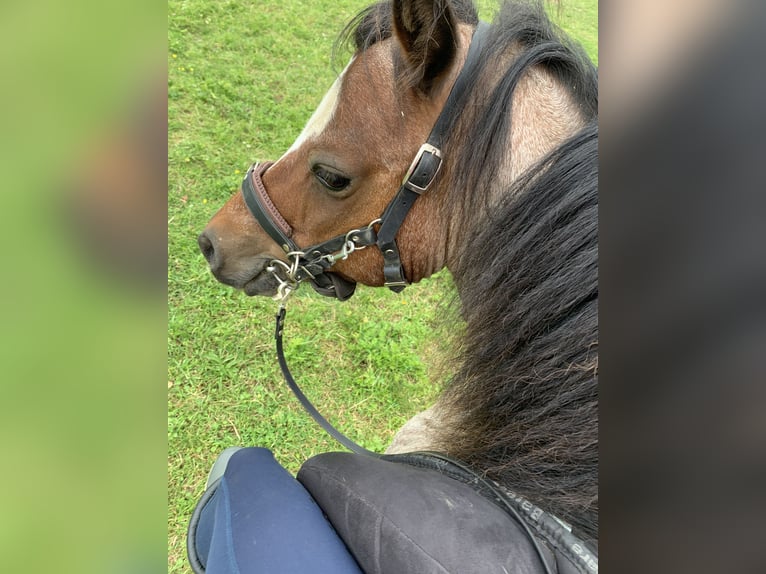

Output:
xmin=168 ymin=1 xmax=596 ymax=571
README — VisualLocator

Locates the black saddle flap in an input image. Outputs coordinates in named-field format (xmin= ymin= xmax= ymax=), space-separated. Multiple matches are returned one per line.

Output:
xmin=297 ymin=452 xmax=553 ymax=574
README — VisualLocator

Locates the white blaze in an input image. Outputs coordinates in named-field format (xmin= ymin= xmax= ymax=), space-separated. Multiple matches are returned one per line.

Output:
xmin=283 ymin=59 xmax=353 ymax=156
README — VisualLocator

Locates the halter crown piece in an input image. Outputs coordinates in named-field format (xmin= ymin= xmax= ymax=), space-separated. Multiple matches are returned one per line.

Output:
xmin=240 ymin=22 xmax=490 ymax=304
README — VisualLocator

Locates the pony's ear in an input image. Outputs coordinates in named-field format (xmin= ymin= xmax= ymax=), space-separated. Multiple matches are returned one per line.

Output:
xmin=392 ymin=0 xmax=458 ymax=95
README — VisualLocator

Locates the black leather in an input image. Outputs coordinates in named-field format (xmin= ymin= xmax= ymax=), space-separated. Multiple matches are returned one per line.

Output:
xmin=309 ymin=272 xmax=357 ymax=301
xmin=404 ymin=148 xmax=443 ymax=192
xmin=298 ymin=452 xmax=556 ymax=574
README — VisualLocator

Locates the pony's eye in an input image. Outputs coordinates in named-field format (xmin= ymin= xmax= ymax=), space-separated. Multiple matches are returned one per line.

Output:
xmin=312 ymin=165 xmax=351 ymax=192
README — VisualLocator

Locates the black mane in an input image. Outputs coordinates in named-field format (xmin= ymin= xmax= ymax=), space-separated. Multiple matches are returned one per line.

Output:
xmin=445 ymin=121 xmax=598 ymax=546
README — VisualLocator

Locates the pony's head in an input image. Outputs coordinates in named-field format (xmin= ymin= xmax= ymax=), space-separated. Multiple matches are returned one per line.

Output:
xmin=198 ymin=0 xmax=596 ymax=298
xmin=198 ymin=0 xmax=479 ymax=297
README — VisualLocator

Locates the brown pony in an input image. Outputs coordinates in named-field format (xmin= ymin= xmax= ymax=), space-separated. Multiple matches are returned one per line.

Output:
xmin=199 ymin=0 xmax=598 ymax=546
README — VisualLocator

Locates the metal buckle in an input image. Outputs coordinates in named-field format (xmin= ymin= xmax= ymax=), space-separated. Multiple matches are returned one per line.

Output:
xmin=402 ymin=143 xmax=442 ymax=194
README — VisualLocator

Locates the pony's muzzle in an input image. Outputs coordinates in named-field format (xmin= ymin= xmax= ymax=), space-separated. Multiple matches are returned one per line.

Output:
xmin=197 ymin=228 xmax=244 ymax=281
xmin=197 ymin=226 xmax=283 ymax=297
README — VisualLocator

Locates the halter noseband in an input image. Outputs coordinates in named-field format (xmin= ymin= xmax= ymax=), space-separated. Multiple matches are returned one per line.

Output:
xmin=241 ymin=22 xmax=489 ymax=302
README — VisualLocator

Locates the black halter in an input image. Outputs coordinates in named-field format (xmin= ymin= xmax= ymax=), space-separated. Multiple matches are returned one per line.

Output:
xmin=241 ymin=22 xmax=490 ymax=301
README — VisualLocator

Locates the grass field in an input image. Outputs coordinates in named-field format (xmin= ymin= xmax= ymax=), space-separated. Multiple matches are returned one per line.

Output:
xmin=168 ymin=1 xmax=597 ymax=571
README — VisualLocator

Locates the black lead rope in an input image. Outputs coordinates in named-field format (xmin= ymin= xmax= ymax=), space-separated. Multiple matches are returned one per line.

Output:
xmin=275 ymin=308 xmax=378 ymax=456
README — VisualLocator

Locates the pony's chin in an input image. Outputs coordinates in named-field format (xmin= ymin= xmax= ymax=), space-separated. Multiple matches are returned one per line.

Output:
xmin=242 ymin=272 xmax=279 ymax=297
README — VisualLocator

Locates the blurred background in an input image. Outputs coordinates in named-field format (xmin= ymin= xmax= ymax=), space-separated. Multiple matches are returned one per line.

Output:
xmin=0 ymin=1 xmax=165 ymax=573
xmin=600 ymin=0 xmax=766 ymax=572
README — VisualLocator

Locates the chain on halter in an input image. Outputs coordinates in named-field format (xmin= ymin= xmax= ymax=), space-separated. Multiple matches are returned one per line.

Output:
xmin=265 ymin=253 xmax=301 ymax=306
xmin=265 ymin=219 xmax=382 ymax=308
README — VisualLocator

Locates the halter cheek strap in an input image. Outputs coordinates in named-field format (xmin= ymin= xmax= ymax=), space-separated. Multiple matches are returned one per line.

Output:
xmin=240 ymin=21 xmax=490 ymax=300
xmin=375 ymin=21 xmax=490 ymax=289
xmin=375 ymin=143 xmax=443 ymax=289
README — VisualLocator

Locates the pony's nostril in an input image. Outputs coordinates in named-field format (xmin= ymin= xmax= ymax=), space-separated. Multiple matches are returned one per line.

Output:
xmin=198 ymin=232 xmax=215 ymax=263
